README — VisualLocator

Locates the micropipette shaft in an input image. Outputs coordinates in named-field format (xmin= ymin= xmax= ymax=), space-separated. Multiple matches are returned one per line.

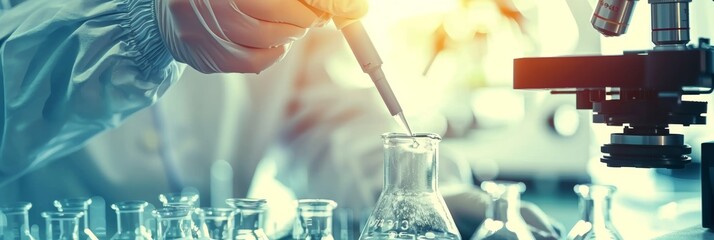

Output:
xmin=340 ymin=21 xmax=414 ymax=136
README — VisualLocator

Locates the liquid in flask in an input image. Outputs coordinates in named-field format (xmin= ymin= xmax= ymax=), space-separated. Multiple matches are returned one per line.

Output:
xmin=226 ymin=198 xmax=269 ymax=240
xmin=0 ymin=202 xmax=35 ymax=240
xmin=359 ymin=133 xmax=460 ymax=240
xmin=292 ymin=199 xmax=337 ymax=240
xmin=42 ymin=212 xmax=84 ymax=240
xmin=111 ymin=201 xmax=152 ymax=240
xmin=566 ymin=184 xmax=622 ymax=240
xmin=54 ymin=198 xmax=93 ymax=240
xmin=471 ymin=181 xmax=535 ymax=240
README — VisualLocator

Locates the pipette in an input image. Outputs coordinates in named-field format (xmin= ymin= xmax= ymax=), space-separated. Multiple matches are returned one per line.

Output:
xmin=340 ymin=21 xmax=414 ymax=136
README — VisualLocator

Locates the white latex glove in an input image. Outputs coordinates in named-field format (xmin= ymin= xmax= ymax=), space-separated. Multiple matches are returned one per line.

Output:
xmin=155 ymin=0 xmax=367 ymax=73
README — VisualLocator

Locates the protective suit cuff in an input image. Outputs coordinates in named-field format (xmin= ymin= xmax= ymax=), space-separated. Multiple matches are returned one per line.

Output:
xmin=121 ymin=0 xmax=176 ymax=83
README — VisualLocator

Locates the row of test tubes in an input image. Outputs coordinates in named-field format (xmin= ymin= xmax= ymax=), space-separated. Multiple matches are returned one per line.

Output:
xmin=0 ymin=193 xmax=344 ymax=240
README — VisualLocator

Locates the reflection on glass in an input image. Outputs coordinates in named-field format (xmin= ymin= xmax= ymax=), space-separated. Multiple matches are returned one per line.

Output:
xmin=472 ymin=181 xmax=534 ymax=240
xmin=226 ymin=198 xmax=269 ymax=240
xmin=359 ymin=133 xmax=460 ymax=240
xmin=292 ymin=199 xmax=337 ymax=240
xmin=567 ymin=184 xmax=623 ymax=240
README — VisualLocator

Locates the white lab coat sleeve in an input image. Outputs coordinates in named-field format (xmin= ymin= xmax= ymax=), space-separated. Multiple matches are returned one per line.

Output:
xmin=276 ymin=30 xmax=475 ymax=210
xmin=0 ymin=0 xmax=183 ymax=185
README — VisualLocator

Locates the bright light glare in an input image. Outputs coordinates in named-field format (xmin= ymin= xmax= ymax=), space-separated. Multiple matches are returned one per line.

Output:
xmin=470 ymin=89 xmax=525 ymax=128
xmin=553 ymin=105 xmax=580 ymax=137
xmin=536 ymin=1 xmax=579 ymax=56
xmin=657 ymin=202 xmax=679 ymax=221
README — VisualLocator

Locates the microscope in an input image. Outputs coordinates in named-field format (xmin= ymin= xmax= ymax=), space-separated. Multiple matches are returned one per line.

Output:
xmin=513 ymin=0 xmax=714 ymax=237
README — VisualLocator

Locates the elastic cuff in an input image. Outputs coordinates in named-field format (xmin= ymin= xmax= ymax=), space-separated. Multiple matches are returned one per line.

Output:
xmin=120 ymin=0 xmax=175 ymax=82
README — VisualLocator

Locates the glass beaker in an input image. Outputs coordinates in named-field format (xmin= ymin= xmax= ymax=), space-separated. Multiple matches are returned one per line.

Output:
xmin=226 ymin=198 xmax=268 ymax=240
xmin=566 ymin=184 xmax=623 ymax=240
xmin=0 ymin=202 xmax=35 ymax=240
xmin=159 ymin=192 xmax=200 ymax=238
xmin=42 ymin=212 xmax=84 ymax=240
xmin=54 ymin=198 xmax=93 ymax=240
xmin=196 ymin=208 xmax=234 ymax=240
xmin=292 ymin=199 xmax=337 ymax=240
xmin=359 ymin=133 xmax=460 ymax=240
xmin=153 ymin=206 xmax=194 ymax=240
xmin=111 ymin=201 xmax=152 ymax=240
xmin=472 ymin=181 xmax=535 ymax=240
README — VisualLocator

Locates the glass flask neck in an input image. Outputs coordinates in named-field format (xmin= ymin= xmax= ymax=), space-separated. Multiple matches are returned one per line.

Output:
xmin=197 ymin=208 xmax=234 ymax=240
xmin=0 ymin=202 xmax=34 ymax=240
xmin=383 ymin=133 xmax=440 ymax=192
xmin=54 ymin=198 xmax=92 ymax=236
xmin=489 ymin=189 xmax=523 ymax=222
xmin=42 ymin=212 xmax=83 ymax=240
xmin=576 ymin=186 xmax=615 ymax=227
xmin=570 ymin=184 xmax=622 ymax=240
xmin=154 ymin=207 xmax=193 ymax=239
xmin=235 ymin=209 xmax=264 ymax=231
xmin=293 ymin=199 xmax=337 ymax=240
xmin=226 ymin=198 xmax=268 ymax=240
xmin=581 ymin=196 xmax=611 ymax=225
xmin=157 ymin=217 xmax=189 ymax=239
xmin=112 ymin=201 xmax=148 ymax=237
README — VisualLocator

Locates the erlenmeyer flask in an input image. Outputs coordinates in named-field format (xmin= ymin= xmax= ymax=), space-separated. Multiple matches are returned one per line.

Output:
xmin=54 ymin=198 xmax=93 ymax=240
xmin=226 ymin=198 xmax=269 ymax=240
xmin=566 ymin=184 xmax=623 ymax=240
xmin=111 ymin=201 xmax=152 ymax=240
xmin=472 ymin=181 xmax=535 ymax=240
xmin=359 ymin=133 xmax=460 ymax=240
xmin=0 ymin=202 xmax=35 ymax=240
xmin=42 ymin=212 xmax=84 ymax=240
xmin=153 ymin=207 xmax=194 ymax=240
xmin=292 ymin=199 xmax=337 ymax=240
xmin=196 ymin=208 xmax=234 ymax=240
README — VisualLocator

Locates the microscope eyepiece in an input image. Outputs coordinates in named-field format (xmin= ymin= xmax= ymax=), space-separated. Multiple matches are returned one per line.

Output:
xmin=591 ymin=0 xmax=638 ymax=36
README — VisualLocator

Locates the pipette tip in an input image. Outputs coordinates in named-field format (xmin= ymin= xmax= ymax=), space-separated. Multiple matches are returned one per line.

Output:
xmin=395 ymin=112 xmax=414 ymax=136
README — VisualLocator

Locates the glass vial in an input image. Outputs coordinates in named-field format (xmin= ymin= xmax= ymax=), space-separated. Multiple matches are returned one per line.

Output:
xmin=0 ymin=202 xmax=35 ymax=240
xmin=196 ymin=208 xmax=234 ymax=240
xmin=54 ymin=198 xmax=93 ymax=240
xmin=154 ymin=206 xmax=194 ymax=240
xmin=472 ymin=181 xmax=535 ymax=240
xmin=292 ymin=199 xmax=337 ymax=240
xmin=566 ymin=184 xmax=623 ymax=240
xmin=111 ymin=201 xmax=152 ymax=240
xmin=42 ymin=212 xmax=84 ymax=240
xmin=359 ymin=133 xmax=460 ymax=240
xmin=226 ymin=198 xmax=268 ymax=240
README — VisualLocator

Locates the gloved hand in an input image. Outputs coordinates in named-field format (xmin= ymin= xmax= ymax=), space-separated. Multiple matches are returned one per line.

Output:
xmin=155 ymin=0 xmax=367 ymax=73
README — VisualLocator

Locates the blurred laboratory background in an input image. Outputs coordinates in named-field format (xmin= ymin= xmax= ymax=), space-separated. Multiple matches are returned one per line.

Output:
xmin=2 ymin=0 xmax=714 ymax=239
